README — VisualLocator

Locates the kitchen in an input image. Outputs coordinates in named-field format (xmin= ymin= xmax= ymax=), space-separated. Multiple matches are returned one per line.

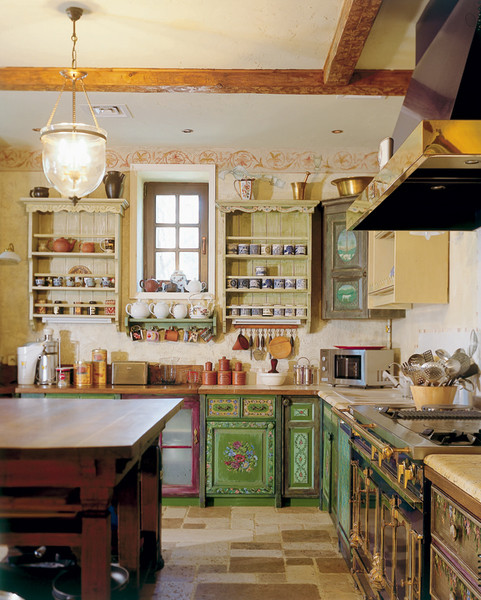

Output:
xmin=1 ymin=0 xmax=481 ymax=599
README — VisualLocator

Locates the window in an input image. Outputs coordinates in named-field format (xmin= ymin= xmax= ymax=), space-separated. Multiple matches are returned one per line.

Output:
xmin=143 ymin=182 xmax=208 ymax=284
xmin=129 ymin=164 xmax=216 ymax=300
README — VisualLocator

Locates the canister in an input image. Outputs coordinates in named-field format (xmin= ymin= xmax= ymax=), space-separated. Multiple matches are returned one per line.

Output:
xmin=92 ymin=348 xmax=107 ymax=386
xmin=232 ymin=370 xmax=246 ymax=385
xmin=218 ymin=370 xmax=232 ymax=385
xmin=74 ymin=360 xmax=92 ymax=387
xmin=218 ymin=356 xmax=230 ymax=371
xmin=202 ymin=370 xmax=217 ymax=385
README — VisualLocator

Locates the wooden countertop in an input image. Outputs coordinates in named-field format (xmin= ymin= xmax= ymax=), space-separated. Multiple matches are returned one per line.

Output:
xmin=0 ymin=396 xmax=183 ymax=458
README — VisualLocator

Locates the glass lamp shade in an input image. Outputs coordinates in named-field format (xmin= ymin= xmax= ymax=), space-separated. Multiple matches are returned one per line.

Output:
xmin=0 ymin=244 xmax=21 ymax=265
xmin=40 ymin=122 xmax=107 ymax=199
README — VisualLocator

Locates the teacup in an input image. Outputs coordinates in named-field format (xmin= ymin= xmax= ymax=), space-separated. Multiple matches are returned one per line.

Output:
xmin=29 ymin=186 xmax=49 ymax=198
xmin=37 ymin=240 xmax=49 ymax=252
xmin=65 ymin=276 xmax=75 ymax=287
xmin=101 ymin=276 xmax=112 ymax=288
xmin=35 ymin=277 xmax=46 ymax=287
xmin=84 ymin=277 xmax=96 ymax=287
xmin=146 ymin=329 xmax=160 ymax=342
xmin=52 ymin=276 xmax=64 ymax=287
xmin=100 ymin=238 xmax=115 ymax=253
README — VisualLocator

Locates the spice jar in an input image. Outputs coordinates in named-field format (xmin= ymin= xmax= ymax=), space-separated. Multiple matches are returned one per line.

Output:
xmin=91 ymin=348 xmax=107 ymax=387
xmin=73 ymin=360 xmax=92 ymax=387
xmin=205 ymin=361 xmax=213 ymax=372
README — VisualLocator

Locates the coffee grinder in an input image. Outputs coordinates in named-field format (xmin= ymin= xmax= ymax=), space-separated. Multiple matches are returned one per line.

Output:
xmin=36 ymin=327 xmax=59 ymax=385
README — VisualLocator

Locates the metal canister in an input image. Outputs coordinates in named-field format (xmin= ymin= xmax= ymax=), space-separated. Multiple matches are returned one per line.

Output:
xmin=91 ymin=348 xmax=107 ymax=387
xmin=74 ymin=361 xmax=92 ymax=387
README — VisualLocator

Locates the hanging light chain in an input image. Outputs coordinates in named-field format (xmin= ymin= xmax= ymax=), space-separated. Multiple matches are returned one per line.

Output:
xmin=71 ymin=18 xmax=78 ymax=70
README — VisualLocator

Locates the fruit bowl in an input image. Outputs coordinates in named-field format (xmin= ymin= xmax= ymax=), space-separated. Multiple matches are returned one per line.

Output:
xmin=257 ymin=372 xmax=287 ymax=386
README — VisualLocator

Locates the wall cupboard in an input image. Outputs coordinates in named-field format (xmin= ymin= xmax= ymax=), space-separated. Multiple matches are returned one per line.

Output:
xmin=21 ymin=198 xmax=128 ymax=330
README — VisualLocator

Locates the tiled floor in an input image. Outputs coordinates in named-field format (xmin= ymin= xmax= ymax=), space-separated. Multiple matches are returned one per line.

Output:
xmin=140 ymin=505 xmax=363 ymax=600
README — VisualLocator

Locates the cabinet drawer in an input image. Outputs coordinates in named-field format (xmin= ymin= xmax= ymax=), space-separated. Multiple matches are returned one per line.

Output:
xmin=243 ymin=396 xmax=274 ymax=417
xmin=286 ymin=401 xmax=315 ymax=421
xmin=431 ymin=486 xmax=481 ymax=584
xmin=431 ymin=544 xmax=481 ymax=600
xmin=207 ymin=396 xmax=240 ymax=417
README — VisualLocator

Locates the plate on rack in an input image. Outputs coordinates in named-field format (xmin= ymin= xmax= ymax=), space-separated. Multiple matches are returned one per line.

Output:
xmin=68 ymin=265 xmax=92 ymax=275
xmin=334 ymin=345 xmax=385 ymax=350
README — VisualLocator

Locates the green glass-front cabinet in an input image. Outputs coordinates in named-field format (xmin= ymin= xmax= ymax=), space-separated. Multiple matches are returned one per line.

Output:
xmin=204 ymin=395 xmax=280 ymax=505
xmin=282 ymin=396 xmax=319 ymax=500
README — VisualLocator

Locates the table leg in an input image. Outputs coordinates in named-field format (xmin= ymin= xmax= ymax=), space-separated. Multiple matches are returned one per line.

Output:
xmin=81 ymin=510 xmax=111 ymax=599
xmin=140 ymin=444 xmax=162 ymax=569
xmin=117 ymin=464 xmax=141 ymax=587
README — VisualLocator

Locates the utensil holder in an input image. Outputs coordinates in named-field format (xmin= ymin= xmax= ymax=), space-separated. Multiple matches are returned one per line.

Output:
xmin=410 ymin=385 xmax=456 ymax=410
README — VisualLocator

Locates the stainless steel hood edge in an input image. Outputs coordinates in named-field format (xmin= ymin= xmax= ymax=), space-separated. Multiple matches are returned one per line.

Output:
xmin=346 ymin=119 xmax=481 ymax=232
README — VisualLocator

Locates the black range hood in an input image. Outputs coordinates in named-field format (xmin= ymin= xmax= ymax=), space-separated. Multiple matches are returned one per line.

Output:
xmin=347 ymin=0 xmax=481 ymax=231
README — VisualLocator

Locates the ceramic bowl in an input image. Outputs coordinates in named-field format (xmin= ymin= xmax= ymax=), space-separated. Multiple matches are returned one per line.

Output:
xmin=257 ymin=372 xmax=287 ymax=386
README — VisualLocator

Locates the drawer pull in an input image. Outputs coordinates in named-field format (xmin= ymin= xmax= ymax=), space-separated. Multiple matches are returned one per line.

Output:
xmin=450 ymin=523 xmax=458 ymax=541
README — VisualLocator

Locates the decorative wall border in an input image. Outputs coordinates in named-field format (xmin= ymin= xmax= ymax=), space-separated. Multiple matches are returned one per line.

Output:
xmin=0 ymin=145 xmax=378 ymax=173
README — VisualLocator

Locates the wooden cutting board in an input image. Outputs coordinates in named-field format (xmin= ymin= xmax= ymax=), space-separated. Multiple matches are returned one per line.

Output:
xmin=268 ymin=336 xmax=291 ymax=359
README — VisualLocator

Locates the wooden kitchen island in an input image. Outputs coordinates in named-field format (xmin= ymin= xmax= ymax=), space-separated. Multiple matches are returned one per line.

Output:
xmin=0 ymin=396 xmax=183 ymax=599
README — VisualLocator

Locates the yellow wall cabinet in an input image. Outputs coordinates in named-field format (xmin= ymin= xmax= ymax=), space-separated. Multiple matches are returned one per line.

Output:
xmin=21 ymin=198 xmax=128 ymax=330
xmin=217 ymin=199 xmax=320 ymax=333
xmin=368 ymin=231 xmax=449 ymax=309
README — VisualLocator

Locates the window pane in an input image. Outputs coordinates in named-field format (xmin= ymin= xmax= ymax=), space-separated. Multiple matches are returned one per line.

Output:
xmin=156 ymin=195 xmax=176 ymax=223
xmin=156 ymin=252 xmax=176 ymax=280
xmin=179 ymin=195 xmax=199 ymax=224
xmin=156 ymin=227 xmax=176 ymax=248
xmin=179 ymin=252 xmax=199 ymax=280
xmin=179 ymin=227 xmax=199 ymax=249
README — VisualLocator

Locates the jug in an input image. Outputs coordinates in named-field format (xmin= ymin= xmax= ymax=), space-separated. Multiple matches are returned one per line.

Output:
xmin=35 ymin=328 xmax=59 ymax=385
xmin=188 ymin=293 xmax=215 ymax=318
xmin=103 ymin=171 xmax=125 ymax=198
xmin=149 ymin=301 xmax=169 ymax=319
xmin=79 ymin=241 xmax=95 ymax=253
xmin=140 ymin=278 xmax=161 ymax=293
xmin=48 ymin=237 xmax=77 ymax=252
xmin=126 ymin=300 xmax=150 ymax=319
xmin=170 ymin=303 xmax=188 ymax=319
xmin=185 ymin=278 xmax=206 ymax=294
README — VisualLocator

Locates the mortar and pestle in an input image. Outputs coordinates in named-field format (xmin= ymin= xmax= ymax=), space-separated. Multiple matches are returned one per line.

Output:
xmin=291 ymin=172 xmax=311 ymax=200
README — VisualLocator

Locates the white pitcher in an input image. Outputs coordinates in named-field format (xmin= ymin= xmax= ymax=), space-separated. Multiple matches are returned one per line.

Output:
xmin=170 ymin=303 xmax=188 ymax=319
xmin=149 ymin=301 xmax=169 ymax=319
xmin=185 ymin=278 xmax=206 ymax=294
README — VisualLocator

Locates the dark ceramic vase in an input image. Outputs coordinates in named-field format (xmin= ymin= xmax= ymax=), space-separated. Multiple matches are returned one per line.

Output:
xmin=103 ymin=171 xmax=125 ymax=198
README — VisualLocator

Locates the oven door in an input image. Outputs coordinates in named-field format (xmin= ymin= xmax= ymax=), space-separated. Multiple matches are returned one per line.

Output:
xmin=350 ymin=444 xmax=423 ymax=600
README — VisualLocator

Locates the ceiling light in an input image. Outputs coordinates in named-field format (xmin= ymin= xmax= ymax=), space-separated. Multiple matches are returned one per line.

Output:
xmin=331 ymin=129 xmax=343 ymax=134
xmin=0 ymin=243 xmax=21 ymax=265
xmin=182 ymin=128 xmax=194 ymax=134
xmin=39 ymin=7 xmax=107 ymax=205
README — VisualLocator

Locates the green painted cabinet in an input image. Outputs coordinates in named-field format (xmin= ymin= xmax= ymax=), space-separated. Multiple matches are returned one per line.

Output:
xmin=282 ymin=396 xmax=319 ymax=498
xmin=321 ymin=399 xmax=339 ymax=514
xmin=321 ymin=198 xmax=404 ymax=320
xmin=204 ymin=395 xmax=278 ymax=500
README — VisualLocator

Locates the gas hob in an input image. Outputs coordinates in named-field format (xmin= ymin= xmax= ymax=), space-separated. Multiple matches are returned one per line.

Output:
xmin=351 ymin=405 xmax=481 ymax=460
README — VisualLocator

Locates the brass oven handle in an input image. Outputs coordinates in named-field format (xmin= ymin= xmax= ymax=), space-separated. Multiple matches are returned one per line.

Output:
xmin=348 ymin=417 xmax=405 ymax=464
xmin=193 ymin=428 xmax=199 ymax=445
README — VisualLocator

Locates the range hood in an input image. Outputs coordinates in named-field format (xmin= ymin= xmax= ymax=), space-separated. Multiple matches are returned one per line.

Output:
xmin=347 ymin=0 xmax=481 ymax=231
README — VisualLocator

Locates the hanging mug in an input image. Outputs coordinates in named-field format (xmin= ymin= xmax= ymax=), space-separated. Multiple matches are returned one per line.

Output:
xmin=100 ymin=238 xmax=115 ymax=253
xmin=234 ymin=178 xmax=255 ymax=201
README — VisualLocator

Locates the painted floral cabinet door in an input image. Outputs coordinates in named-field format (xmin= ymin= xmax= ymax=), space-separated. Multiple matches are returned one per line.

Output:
xmin=321 ymin=198 xmax=368 ymax=319
xmin=205 ymin=421 xmax=275 ymax=496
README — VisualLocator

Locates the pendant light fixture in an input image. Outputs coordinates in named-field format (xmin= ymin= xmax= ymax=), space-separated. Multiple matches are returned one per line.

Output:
xmin=40 ymin=7 xmax=107 ymax=205
xmin=0 ymin=244 xmax=21 ymax=265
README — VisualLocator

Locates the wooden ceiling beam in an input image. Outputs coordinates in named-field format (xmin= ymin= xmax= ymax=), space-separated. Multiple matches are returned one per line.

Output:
xmin=0 ymin=67 xmax=411 ymax=95
xmin=324 ymin=0 xmax=383 ymax=85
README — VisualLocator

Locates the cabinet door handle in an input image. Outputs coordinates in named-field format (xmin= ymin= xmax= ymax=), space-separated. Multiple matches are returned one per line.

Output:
xmin=193 ymin=428 xmax=199 ymax=445
xmin=202 ymin=237 xmax=207 ymax=254
xmin=283 ymin=398 xmax=291 ymax=406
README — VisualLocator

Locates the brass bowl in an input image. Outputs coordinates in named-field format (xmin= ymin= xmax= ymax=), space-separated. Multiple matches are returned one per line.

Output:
xmin=331 ymin=176 xmax=373 ymax=197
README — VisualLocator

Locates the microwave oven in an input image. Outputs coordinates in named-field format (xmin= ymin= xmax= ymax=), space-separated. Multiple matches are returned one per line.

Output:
xmin=320 ymin=348 xmax=395 ymax=387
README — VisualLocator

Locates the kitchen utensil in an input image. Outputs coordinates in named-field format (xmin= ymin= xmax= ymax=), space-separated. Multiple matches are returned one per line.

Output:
xmin=421 ymin=361 xmax=446 ymax=385
xmin=422 ymin=349 xmax=434 ymax=363
xmin=268 ymin=335 xmax=291 ymax=359
xmin=458 ymin=377 xmax=475 ymax=392
xmin=451 ymin=350 xmax=471 ymax=376
xmin=435 ymin=348 xmax=451 ymax=361
xmin=331 ymin=176 xmax=372 ymax=197
xmin=461 ymin=361 xmax=479 ymax=378
xmin=233 ymin=330 xmax=249 ymax=350
xmin=408 ymin=353 xmax=424 ymax=366
xmin=468 ymin=329 xmax=479 ymax=357
xmin=444 ymin=358 xmax=462 ymax=378
xmin=268 ymin=358 xmax=279 ymax=373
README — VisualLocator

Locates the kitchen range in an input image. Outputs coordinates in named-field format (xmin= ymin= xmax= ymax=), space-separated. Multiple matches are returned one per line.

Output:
xmin=336 ymin=403 xmax=481 ymax=600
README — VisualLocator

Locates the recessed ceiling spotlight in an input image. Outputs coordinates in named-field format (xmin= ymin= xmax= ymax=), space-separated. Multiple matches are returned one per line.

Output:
xmin=331 ymin=129 xmax=343 ymax=134
xmin=182 ymin=128 xmax=194 ymax=134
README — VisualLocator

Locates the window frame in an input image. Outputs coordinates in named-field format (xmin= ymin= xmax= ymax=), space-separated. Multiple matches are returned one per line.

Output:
xmin=129 ymin=164 xmax=216 ymax=300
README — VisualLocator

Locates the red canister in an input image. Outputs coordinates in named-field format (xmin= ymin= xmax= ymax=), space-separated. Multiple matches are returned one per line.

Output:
xmin=202 ymin=370 xmax=217 ymax=385
xmin=234 ymin=361 xmax=243 ymax=372
xmin=205 ymin=361 xmax=213 ymax=371
xmin=218 ymin=370 xmax=232 ymax=385
xmin=218 ymin=356 xmax=230 ymax=372
xmin=232 ymin=370 xmax=246 ymax=385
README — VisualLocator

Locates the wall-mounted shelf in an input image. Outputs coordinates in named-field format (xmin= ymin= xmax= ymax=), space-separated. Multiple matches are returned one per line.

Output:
xmin=125 ymin=314 xmax=217 ymax=336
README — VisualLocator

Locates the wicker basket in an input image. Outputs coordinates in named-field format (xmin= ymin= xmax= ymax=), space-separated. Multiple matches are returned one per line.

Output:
xmin=410 ymin=385 xmax=457 ymax=410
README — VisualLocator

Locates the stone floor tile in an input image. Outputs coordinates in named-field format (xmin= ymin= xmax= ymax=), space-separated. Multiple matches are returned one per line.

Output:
xmin=153 ymin=578 xmax=195 ymax=600
xmin=193 ymin=582 xmax=321 ymax=600
xmin=281 ymin=529 xmax=331 ymax=543
xmin=230 ymin=548 xmax=283 ymax=558
xmin=188 ymin=506 xmax=231 ymax=519
xmin=315 ymin=557 xmax=351 ymax=573
xmin=286 ymin=557 xmax=314 ymax=565
xmin=231 ymin=542 xmax=282 ymax=550
xmin=256 ymin=573 xmax=288 ymax=583
xmin=231 ymin=517 xmax=255 ymax=530
xmin=162 ymin=518 xmax=184 ymax=528
xmin=195 ymin=572 xmax=258 ymax=584
xmin=162 ymin=506 xmax=188 ymax=518
xmin=285 ymin=564 xmax=321 ymax=584
xmin=229 ymin=556 xmax=285 ymax=573
xmin=183 ymin=522 xmax=207 ymax=529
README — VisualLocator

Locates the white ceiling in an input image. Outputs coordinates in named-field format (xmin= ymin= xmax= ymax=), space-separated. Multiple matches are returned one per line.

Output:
xmin=0 ymin=0 xmax=429 ymax=151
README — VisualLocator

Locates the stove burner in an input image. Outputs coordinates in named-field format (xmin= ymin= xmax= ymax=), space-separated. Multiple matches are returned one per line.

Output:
xmin=379 ymin=406 xmax=481 ymax=420
xmin=420 ymin=428 xmax=481 ymax=445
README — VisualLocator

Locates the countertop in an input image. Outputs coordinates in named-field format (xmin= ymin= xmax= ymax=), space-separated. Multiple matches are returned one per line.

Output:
xmin=424 ymin=454 xmax=481 ymax=505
